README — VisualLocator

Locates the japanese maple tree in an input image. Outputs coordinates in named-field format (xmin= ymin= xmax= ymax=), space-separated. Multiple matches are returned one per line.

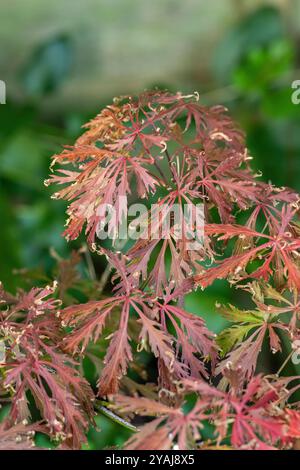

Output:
xmin=1 ymin=90 xmax=300 ymax=450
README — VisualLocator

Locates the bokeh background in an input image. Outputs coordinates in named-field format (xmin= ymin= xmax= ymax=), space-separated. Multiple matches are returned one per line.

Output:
xmin=1 ymin=0 xmax=300 ymax=449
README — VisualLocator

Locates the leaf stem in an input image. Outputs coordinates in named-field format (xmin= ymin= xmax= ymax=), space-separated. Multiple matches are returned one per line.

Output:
xmin=95 ymin=400 xmax=137 ymax=433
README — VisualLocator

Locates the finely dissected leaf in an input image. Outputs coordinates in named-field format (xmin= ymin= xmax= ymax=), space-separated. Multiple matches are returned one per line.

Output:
xmin=216 ymin=302 xmax=289 ymax=379
xmin=195 ymin=206 xmax=300 ymax=290
xmin=0 ymin=421 xmax=42 ymax=450
xmin=0 ymin=284 xmax=94 ymax=449
xmin=218 ymin=324 xmax=257 ymax=356
xmin=113 ymin=374 xmax=293 ymax=450
xmin=4 ymin=90 xmax=300 ymax=450
xmin=61 ymin=251 xmax=216 ymax=394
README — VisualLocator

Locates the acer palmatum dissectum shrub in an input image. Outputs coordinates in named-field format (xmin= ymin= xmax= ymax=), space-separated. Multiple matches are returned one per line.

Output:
xmin=1 ymin=90 xmax=300 ymax=449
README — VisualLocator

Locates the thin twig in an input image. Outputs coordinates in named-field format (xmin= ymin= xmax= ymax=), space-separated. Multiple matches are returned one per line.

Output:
xmin=98 ymin=238 xmax=128 ymax=294
xmin=276 ymin=350 xmax=294 ymax=376
xmin=98 ymin=263 xmax=112 ymax=294
xmin=154 ymin=158 xmax=168 ymax=186
xmin=95 ymin=400 xmax=137 ymax=433
xmin=83 ymin=243 xmax=97 ymax=281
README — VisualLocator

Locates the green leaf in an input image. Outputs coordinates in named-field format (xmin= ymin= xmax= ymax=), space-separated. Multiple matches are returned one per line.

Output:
xmin=216 ymin=304 xmax=264 ymax=324
xmin=217 ymin=323 xmax=257 ymax=357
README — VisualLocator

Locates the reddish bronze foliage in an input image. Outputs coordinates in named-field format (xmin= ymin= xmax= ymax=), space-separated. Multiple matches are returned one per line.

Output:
xmin=112 ymin=373 xmax=298 ymax=450
xmin=1 ymin=91 xmax=300 ymax=450
xmin=0 ymin=283 xmax=94 ymax=449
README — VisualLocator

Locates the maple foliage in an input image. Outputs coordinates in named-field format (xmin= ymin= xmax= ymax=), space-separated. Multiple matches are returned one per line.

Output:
xmin=61 ymin=251 xmax=216 ymax=395
xmin=112 ymin=371 xmax=300 ymax=450
xmin=0 ymin=283 xmax=94 ymax=449
xmin=1 ymin=90 xmax=300 ymax=450
xmin=0 ymin=420 xmax=41 ymax=450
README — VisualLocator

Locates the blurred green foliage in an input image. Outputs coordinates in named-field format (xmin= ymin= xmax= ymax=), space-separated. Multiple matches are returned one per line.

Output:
xmin=21 ymin=35 xmax=73 ymax=98
xmin=0 ymin=4 xmax=300 ymax=449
